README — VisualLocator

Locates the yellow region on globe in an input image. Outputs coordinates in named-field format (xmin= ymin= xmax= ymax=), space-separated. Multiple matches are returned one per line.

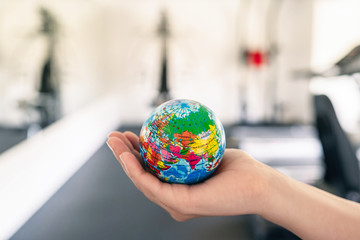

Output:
xmin=189 ymin=125 xmax=219 ymax=156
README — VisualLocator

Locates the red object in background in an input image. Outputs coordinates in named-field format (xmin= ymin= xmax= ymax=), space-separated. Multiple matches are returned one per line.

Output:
xmin=246 ymin=50 xmax=267 ymax=68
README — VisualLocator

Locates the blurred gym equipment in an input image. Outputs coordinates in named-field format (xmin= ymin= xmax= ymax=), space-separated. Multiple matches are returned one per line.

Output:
xmin=152 ymin=10 xmax=172 ymax=106
xmin=18 ymin=7 xmax=62 ymax=137
xmin=314 ymin=94 xmax=360 ymax=201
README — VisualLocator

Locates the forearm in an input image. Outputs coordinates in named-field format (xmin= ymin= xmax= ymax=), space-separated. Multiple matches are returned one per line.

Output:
xmin=260 ymin=169 xmax=360 ymax=239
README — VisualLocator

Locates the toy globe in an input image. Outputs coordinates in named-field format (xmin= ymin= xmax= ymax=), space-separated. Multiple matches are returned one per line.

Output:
xmin=139 ymin=99 xmax=226 ymax=184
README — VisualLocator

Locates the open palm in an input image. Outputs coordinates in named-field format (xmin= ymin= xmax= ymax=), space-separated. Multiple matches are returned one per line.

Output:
xmin=107 ymin=131 xmax=270 ymax=221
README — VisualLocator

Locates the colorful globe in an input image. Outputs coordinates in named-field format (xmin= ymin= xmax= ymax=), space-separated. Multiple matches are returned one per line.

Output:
xmin=139 ymin=99 xmax=226 ymax=184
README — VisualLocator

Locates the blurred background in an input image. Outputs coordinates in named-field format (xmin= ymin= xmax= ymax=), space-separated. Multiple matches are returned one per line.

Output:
xmin=0 ymin=0 xmax=360 ymax=239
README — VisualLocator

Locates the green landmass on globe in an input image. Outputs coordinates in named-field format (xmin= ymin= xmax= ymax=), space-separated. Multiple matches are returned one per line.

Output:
xmin=139 ymin=99 xmax=226 ymax=184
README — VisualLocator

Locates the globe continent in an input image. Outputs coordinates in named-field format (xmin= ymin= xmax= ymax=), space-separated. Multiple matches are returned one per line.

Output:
xmin=139 ymin=99 xmax=226 ymax=184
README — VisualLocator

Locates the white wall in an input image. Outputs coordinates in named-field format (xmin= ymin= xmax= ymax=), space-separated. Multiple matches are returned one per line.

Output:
xmin=0 ymin=0 xmax=314 ymax=127
xmin=104 ymin=0 xmax=314 ymax=125
xmin=311 ymin=0 xmax=360 ymax=135
xmin=312 ymin=0 xmax=360 ymax=70
xmin=0 ymin=0 xmax=107 ymax=126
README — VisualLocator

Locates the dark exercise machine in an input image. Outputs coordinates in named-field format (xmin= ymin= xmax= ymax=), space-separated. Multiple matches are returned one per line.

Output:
xmin=19 ymin=7 xmax=62 ymax=137
xmin=152 ymin=10 xmax=172 ymax=107
xmin=36 ymin=7 xmax=61 ymax=128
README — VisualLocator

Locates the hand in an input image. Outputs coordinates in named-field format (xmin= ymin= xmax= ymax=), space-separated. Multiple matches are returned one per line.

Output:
xmin=107 ymin=131 xmax=272 ymax=221
xmin=107 ymin=131 xmax=360 ymax=239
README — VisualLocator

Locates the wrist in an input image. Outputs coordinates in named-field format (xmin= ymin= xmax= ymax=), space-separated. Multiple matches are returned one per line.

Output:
xmin=245 ymin=163 xmax=281 ymax=216
xmin=255 ymin=166 xmax=320 ymax=238
xmin=255 ymin=165 xmax=295 ymax=218
xmin=247 ymin=162 xmax=360 ymax=239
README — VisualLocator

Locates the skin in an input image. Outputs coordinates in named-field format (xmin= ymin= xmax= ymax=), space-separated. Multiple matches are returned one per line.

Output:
xmin=107 ymin=131 xmax=360 ymax=240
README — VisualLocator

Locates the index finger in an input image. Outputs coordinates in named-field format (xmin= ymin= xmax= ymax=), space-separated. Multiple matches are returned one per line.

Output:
xmin=124 ymin=131 xmax=140 ymax=152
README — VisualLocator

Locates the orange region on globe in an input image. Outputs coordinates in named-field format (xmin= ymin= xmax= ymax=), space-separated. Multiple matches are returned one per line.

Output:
xmin=174 ymin=131 xmax=197 ymax=147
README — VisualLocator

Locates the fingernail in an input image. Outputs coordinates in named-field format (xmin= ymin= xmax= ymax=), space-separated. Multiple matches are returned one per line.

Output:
xmin=119 ymin=153 xmax=129 ymax=175
xmin=106 ymin=140 xmax=113 ymax=151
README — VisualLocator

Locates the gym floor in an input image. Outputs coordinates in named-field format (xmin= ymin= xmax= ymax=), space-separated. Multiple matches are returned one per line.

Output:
xmin=11 ymin=125 xmax=253 ymax=240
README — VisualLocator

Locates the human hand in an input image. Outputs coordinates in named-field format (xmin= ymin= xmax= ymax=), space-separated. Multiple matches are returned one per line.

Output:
xmin=107 ymin=131 xmax=272 ymax=221
xmin=107 ymin=131 xmax=360 ymax=239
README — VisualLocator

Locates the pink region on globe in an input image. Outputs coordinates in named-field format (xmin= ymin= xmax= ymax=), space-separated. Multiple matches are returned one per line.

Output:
xmin=186 ymin=152 xmax=202 ymax=169
xmin=161 ymin=149 xmax=176 ymax=163
xmin=170 ymin=145 xmax=181 ymax=158
xmin=170 ymin=143 xmax=202 ymax=169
